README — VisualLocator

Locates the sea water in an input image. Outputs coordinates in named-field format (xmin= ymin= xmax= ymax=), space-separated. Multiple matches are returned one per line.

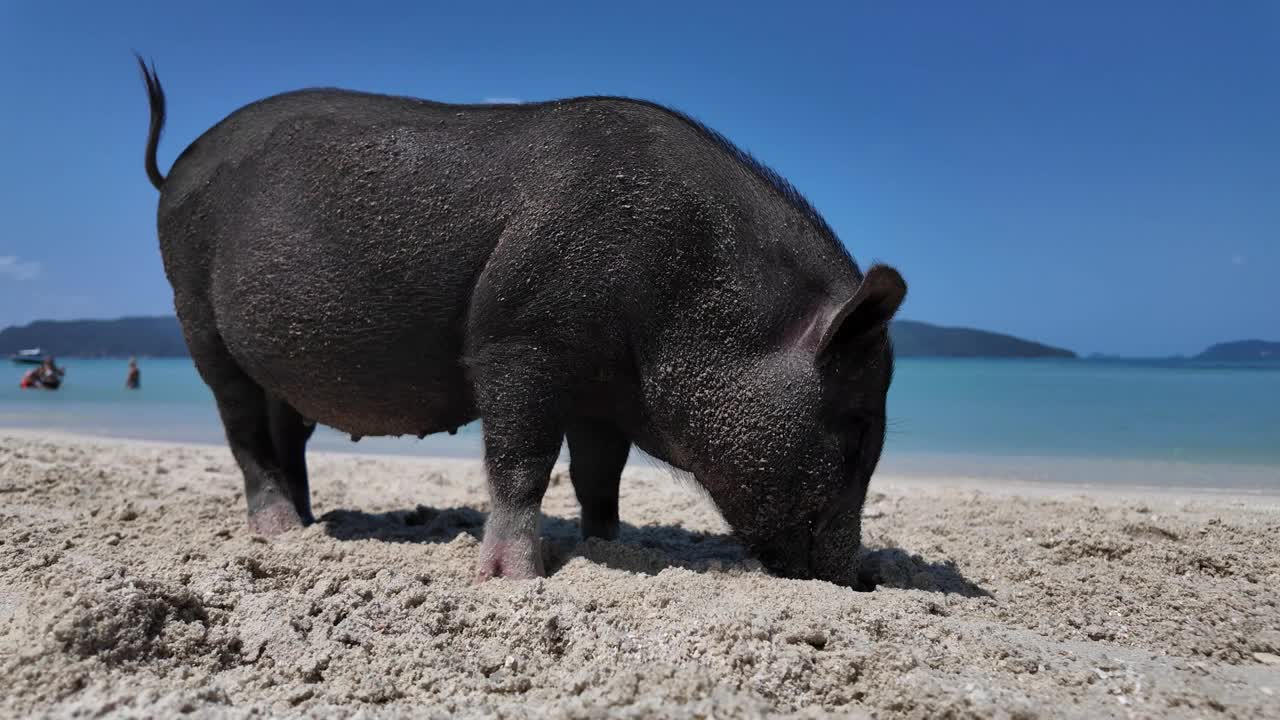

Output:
xmin=3 ymin=357 xmax=1277 ymax=489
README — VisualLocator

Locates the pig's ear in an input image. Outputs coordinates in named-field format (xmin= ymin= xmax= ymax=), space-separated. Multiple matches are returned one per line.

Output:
xmin=813 ymin=264 xmax=907 ymax=359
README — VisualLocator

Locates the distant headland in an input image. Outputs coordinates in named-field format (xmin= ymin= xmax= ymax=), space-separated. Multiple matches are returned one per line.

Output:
xmin=890 ymin=320 xmax=1076 ymax=359
xmin=1195 ymin=340 xmax=1280 ymax=363
xmin=2 ymin=315 xmax=1081 ymax=360
xmin=0 ymin=317 xmax=188 ymax=358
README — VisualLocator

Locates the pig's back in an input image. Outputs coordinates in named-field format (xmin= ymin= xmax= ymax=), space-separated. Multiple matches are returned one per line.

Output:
xmin=153 ymin=89 xmax=857 ymax=437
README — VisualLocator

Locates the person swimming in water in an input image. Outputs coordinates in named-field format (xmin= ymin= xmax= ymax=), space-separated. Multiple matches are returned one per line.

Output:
xmin=38 ymin=357 xmax=63 ymax=389
xmin=20 ymin=357 xmax=64 ymax=390
xmin=125 ymin=357 xmax=141 ymax=389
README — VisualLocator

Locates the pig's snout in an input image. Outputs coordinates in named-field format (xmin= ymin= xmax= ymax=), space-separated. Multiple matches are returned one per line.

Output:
xmin=752 ymin=523 xmax=814 ymax=581
xmin=751 ymin=510 xmax=874 ymax=591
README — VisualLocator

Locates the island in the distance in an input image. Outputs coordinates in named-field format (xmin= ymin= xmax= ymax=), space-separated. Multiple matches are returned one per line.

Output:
xmin=1195 ymin=340 xmax=1280 ymax=362
xmin=2 ymin=315 xmax=1081 ymax=359
xmin=0 ymin=317 xmax=188 ymax=358
xmin=891 ymin=320 xmax=1076 ymax=359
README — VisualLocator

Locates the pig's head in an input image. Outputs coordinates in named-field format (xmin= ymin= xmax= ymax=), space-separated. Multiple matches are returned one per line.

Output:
xmin=701 ymin=264 xmax=906 ymax=589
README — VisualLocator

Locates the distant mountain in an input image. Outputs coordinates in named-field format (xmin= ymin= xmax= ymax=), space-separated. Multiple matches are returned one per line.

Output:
xmin=0 ymin=316 xmax=186 ymax=358
xmin=890 ymin=320 xmax=1076 ymax=359
xmin=1195 ymin=340 xmax=1280 ymax=362
xmin=3 ymin=316 xmax=1075 ymax=360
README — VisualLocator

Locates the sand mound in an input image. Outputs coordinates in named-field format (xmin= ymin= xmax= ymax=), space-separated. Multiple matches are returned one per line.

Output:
xmin=1 ymin=434 xmax=1277 ymax=718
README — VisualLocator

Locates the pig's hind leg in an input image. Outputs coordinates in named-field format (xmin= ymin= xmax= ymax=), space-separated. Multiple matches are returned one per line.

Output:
xmin=566 ymin=422 xmax=630 ymax=541
xmin=267 ymin=397 xmax=317 ymax=525
xmin=188 ymin=328 xmax=312 ymax=535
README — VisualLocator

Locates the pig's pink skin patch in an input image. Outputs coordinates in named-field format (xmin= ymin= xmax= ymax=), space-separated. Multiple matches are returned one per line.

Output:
xmin=474 ymin=536 xmax=544 ymax=582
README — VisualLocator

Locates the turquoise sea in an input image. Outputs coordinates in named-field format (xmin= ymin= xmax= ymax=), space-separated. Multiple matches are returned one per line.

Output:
xmin=3 ymin=357 xmax=1278 ymax=490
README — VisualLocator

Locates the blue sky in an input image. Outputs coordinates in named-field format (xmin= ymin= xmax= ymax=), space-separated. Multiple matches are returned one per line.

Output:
xmin=1 ymin=1 xmax=1275 ymax=356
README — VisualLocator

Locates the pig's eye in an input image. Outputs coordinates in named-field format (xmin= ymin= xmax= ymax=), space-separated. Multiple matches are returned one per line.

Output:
xmin=834 ymin=411 xmax=884 ymax=461
xmin=832 ymin=416 xmax=868 ymax=456
xmin=832 ymin=410 xmax=881 ymax=433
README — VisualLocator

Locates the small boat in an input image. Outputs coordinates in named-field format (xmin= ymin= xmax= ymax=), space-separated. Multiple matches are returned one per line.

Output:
xmin=10 ymin=348 xmax=44 ymax=365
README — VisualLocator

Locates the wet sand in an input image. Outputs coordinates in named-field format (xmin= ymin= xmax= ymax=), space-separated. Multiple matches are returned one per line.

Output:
xmin=1 ymin=432 xmax=1277 ymax=718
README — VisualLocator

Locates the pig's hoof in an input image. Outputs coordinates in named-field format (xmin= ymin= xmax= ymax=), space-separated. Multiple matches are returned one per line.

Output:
xmin=247 ymin=502 xmax=306 ymax=536
xmin=474 ymin=537 xmax=544 ymax=583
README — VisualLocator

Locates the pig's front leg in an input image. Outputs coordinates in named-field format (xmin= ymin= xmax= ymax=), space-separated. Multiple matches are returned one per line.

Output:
xmin=474 ymin=414 xmax=563 ymax=581
xmin=566 ymin=422 xmax=630 ymax=541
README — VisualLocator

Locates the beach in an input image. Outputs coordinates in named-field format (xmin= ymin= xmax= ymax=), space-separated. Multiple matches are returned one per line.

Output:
xmin=1 ymin=432 xmax=1278 ymax=718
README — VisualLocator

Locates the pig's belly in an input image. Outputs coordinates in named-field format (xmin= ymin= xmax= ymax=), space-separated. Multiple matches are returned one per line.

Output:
xmin=221 ymin=317 xmax=478 ymax=439
xmin=279 ymin=362 xmax=476 ymax=439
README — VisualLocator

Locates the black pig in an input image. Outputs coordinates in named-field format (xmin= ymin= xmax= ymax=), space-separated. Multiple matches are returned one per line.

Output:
xmin=135 ymin=58 xmax=905 ymax=587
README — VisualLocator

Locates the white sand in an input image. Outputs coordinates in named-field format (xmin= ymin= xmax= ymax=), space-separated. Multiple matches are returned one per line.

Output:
xmin=1 ymin=432 xmax=1278 ymax=718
